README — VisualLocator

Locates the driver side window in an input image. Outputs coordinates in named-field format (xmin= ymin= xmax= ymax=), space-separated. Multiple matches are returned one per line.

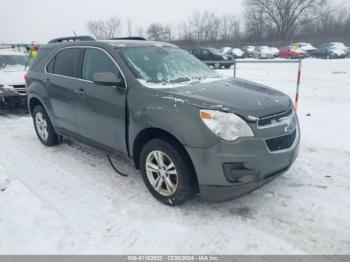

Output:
xmin=82 ymin=48 xmax=121 ymax=81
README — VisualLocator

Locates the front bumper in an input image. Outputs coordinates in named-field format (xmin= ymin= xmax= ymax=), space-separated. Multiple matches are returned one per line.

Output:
xmin=185 ymin=127 xmax=300 ymax=202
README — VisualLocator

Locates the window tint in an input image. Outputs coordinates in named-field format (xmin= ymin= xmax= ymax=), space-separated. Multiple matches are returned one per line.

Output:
xmin=46 ymin=57 xmax=55 ymax=73
xmin=53 ymin=48 xmax=82 ymax=78
xmin=201 ymin=49 xmax=210 ymax=56
xmin=82 ymin=48 xmax=120 ymax=81
xmin=191 ymin=49 xmax=200 ymax=56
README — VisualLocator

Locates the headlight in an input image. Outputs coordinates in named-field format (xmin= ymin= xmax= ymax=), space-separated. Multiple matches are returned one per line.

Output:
xmin=200 ymin=110 xmax=254 ymax=141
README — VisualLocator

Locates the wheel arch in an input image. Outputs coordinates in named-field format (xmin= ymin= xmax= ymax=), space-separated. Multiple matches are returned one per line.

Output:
xmin=28 ymin=96 xmax=44 ymax=116
xmin=132 ymin=127 xmax=199 ymax=191
xmin=28 ymin=95 xmax=57 ymax=129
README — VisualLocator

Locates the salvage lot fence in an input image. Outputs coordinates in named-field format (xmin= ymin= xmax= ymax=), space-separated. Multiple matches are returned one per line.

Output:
xmin=203 ymin=59 xmax=303 ymax=112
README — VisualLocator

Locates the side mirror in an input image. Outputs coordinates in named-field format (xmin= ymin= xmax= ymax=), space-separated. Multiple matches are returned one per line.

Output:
xmin=92 ymin=72 xmax=125 ymax=88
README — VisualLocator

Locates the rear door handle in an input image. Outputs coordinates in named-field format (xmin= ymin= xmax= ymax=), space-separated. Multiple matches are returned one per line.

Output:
xmin=75 ymin=88 xmax=86 ymax=97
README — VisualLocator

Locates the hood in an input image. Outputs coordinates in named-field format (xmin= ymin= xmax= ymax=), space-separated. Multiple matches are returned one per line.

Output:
xmin=232 ymin=49 xmax=244 ymax=57
xmin=0 ymin=66 xmax=26 ymax=86
xmin=329 ymin=48 xmax=346 ymax=55
xmin=159 ymin=78 xmax=292 ymax=119
xmin=221 ymin=54 xmax=233 ymax=60
xmin=261 ymin=49 xmax=274 ymax=55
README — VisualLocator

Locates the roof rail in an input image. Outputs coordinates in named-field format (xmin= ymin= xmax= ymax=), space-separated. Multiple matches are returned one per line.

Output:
xmin=48 ymin=36 xmax=95 ymax=44
xmin=110 ymin=37 xmax=146 ymax=41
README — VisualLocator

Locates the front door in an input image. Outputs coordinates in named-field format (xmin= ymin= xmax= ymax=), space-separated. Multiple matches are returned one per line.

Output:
xmin=75 ymin=47 xmax=127 ymax=153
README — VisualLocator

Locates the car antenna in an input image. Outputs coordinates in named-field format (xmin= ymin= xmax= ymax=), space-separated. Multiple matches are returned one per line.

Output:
xmin=106 ymin=154 xmax=129 ymax=177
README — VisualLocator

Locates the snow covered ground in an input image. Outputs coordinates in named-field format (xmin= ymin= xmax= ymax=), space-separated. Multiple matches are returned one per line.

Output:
xmin=0 ymin=58 xmax=350 ymax=254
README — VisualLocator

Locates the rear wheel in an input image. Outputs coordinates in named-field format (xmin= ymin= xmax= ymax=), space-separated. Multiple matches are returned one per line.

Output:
xmin=140 ymin=139 xmax=195 ymax=206
xmin=33 ymin=105 xmax=59 ymax=146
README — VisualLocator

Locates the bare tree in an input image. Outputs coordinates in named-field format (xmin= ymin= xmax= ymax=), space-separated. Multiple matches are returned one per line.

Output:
xmin=188 ymin=10 xmax=221 ymax=41
xmin=127 ymin=18 xmax=133 ymax=36
xmin=135 ymin=26 xmax=146 ymax=38
xmin=87 ymin=17 xmax=122 ymax=39
xmin=244 ymin=0 xmax=325 ymax=40
xmin=219 ymin=14 xmax=241 ymax=40
xmin=146 ymin=23 xmax=166 ymax=41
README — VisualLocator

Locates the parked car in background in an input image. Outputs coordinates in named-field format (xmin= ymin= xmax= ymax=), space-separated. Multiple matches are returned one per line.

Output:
xmin=313 ymin=45 xmax=347 ymax=59
xmin=293 ymin=42 xmax=316 ymax=56
xmin=326 ymin=42 xmax=348 ymax=51
xmin=219 ymin=47 xmax=233 ymax=55
xmin=253 ymin=46 xmax=274 ymax=59
xmin=189 ymin=48 xmax=234 ymax=69
xmin=279 ymin=45 xmax=306 ymax=59
xmin=0 ymin=49 xmax=28 ymax=109
xmin=231 ymin=48 xmax=245 ymax=58
xmin=242 ymin=46 xmax=255 ymax=57
xmin=27 ymin=36 xmax=300 ymax=205
xmin=270 ymin=47 xmax=280 ymax=58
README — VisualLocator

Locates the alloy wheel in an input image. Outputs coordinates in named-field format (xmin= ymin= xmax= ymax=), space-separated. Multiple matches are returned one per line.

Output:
xmin=35 ymin=112 xmax=48 ymax=141
xmin=145 ymin=150 xmax=178 ymax=196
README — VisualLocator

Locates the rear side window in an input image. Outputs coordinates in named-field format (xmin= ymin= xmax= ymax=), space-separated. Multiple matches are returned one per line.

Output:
xmin=52 ymin=48 xmax=82 ymax=78
xmin=191 ymin=49 xmax=200 ymax=56
xmin=46 ymin=57 xmax=55 ymax=73
xmin=82 ymin=48 xmax=120 ymax=81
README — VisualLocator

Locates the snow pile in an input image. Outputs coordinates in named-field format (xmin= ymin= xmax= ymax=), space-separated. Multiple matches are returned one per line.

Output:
xmin=0 ymin=58 xmax=350 ymax=254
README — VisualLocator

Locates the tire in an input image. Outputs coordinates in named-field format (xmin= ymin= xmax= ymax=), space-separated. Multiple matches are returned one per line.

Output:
xmin=32 ymin=105 xmax=59 ymax=146
xmin=140 ymin=139 xmax=195 ymax=206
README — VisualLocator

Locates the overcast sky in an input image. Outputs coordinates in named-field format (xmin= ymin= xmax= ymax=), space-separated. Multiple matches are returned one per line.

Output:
xmin=1 ymin=0 xmax=348 ymax=43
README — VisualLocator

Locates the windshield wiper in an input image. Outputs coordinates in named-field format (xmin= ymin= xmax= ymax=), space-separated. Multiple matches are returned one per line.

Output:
xmin=169 ymin=77 xmax=191 ymax=83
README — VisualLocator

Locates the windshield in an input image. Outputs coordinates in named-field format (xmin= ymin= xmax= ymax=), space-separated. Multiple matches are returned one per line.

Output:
xmin=0 ymin=55 xmax=27 ymax=70
xmin=208 ymin=48 xmax=223 ymax=56
xmin=120 ymin=46 xmax=220 ymax=87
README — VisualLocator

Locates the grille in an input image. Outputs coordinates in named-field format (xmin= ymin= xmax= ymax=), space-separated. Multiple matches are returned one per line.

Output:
xmin=13 ymin=85 xmax=27 ymax=96
xmin=258 ymin=108 xmax=293 ymax=127
xmin=265 ymin=129 xmax=297 ymax=152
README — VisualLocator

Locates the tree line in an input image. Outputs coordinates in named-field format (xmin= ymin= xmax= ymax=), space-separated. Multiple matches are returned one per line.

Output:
xmin=87 ymin=0 xmax=350 ymax=48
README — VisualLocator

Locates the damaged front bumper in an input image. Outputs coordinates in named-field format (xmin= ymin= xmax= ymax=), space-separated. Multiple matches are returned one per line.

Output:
xmin=185 ymin=125 xmax=300 ymax=202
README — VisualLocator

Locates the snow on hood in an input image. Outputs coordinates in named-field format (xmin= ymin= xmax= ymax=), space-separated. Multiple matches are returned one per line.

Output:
xmin=232 ymin=48 xmax=244 ymax=56
xmin=329 ymin=48 xmax=346 ymax=55
xmin=137 ymin=75 xmax=229 ymax=89
xmin=0 ymin=65 xmax=26 ymax=86
xmin=162 ymin=78 xmax=292 ymax=118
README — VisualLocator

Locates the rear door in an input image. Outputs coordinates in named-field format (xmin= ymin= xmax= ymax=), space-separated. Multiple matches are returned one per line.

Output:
xmin=75 ymin=47 xmax=127 ymax=153
xmin=46 ymin=47 xmax=83 ymax=133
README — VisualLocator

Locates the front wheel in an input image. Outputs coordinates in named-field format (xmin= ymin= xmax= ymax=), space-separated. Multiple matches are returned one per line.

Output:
xmin=33 ymin=105 xmax=59 ymax=146
xmin=140 ymin=139 xmax=195 ymax=206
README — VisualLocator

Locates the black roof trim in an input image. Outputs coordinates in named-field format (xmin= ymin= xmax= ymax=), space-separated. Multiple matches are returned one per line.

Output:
xmin=110 ymin=37 xmax=146 ymax=41
xmin=48 ymin=36 xmax=95 ymax=44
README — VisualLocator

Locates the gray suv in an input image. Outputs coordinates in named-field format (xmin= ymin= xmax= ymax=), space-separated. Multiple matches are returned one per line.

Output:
xmin=27 ymin=36 xmax=300 ymax=206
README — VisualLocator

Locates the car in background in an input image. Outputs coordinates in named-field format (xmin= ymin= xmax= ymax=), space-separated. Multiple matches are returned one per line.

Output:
xmin=279 ymin=45 xmax=306 ymax=59
xmin=219 ymin=47 xmax=233 ymax=55
xmin=326 ymin=42 xmax=348 ymax=51
xmin=189 ymin=48 xmax=234 ymax=69
xmin=0 ymin=50 xmax=28 ymax=109
xmin=231 ymin=48 xmax=245 ymax=59
xmin=270 ymin=47 xmax=280 ymax=58
xmin=242 ymin=46 xmax=255 ymax=57
xmin=293 ymin=42 xmax=317 ymax=56
xmin=253 ymin=46 xmax=274 ymax=59
xmin=313 ymin=45 xmax=347 ymax=59
xmin=219 ymin=47 xmax=245 ymax=59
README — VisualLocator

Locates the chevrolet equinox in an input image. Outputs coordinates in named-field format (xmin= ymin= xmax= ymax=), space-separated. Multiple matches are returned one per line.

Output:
xmin=27 ymin=36 xmax=300 ymax=206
